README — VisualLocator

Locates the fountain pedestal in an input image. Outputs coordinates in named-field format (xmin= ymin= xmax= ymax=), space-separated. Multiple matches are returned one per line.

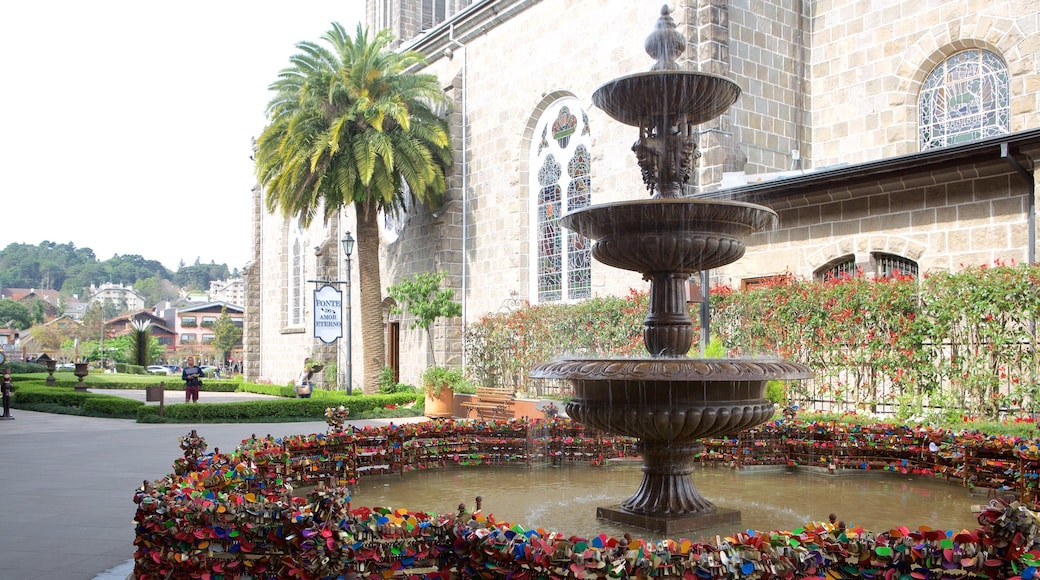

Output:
xmin=598 ymin=441 xmax=741 ymax=534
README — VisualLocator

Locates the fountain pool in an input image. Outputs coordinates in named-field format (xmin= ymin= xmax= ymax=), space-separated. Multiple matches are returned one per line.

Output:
xmin=351 ymin=463 xmax=983 ymax=541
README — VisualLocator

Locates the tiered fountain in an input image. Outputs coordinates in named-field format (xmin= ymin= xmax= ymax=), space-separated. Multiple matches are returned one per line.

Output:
xmin=531 ymin=6 xmax=812 ymax=534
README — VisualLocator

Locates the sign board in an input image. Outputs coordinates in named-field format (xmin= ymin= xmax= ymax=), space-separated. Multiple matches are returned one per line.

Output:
xmin=313 ymin=285 xmax=343 ymax=343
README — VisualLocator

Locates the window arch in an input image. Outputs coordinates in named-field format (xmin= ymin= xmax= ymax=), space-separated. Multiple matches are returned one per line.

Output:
xmin=873 ymin=253 xmax=918 ymax=279
xmin=288 ymin=223 xmax=305 ymax=326
xmin=529 ymin=97 xmax=592 ymax=303
xmin=814 ymin=254 xmax=856 ymax=282
xmin=918 ymin=49 xmax=1010 ymax=150
xmin=814 ymin=253 xmax=919 ymax=282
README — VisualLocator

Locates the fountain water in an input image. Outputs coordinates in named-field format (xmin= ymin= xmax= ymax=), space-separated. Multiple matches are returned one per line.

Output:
xmin=531 ymin=5 xmax=812 ymax=534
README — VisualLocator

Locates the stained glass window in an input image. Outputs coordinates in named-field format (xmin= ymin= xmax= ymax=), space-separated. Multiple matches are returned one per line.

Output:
xmin=531 ymin=98 xmax=592 ymax=303
xmin=566 ymin=145 xmax=591 ymax=299
xmin=919 ymin=49 xmax=1009 ymax=150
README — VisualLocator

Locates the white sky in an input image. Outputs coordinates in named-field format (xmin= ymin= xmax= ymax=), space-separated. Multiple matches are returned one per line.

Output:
xmin=1 ymin=1 xmax=365 ymax=272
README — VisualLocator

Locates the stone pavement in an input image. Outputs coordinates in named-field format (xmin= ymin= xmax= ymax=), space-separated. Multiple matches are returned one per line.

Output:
xmin=0 ymin=390 xmax=427 ymax=580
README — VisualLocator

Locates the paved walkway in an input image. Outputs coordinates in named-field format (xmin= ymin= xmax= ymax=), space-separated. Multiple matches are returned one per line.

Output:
xmin=0 ymin=390 xmax=427 ymax=580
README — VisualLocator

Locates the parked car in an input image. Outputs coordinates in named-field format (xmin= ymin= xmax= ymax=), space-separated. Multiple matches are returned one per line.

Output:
xmin=200 ymin=365 xmax=219 ymax=377
xmin=56 ymin=363 xmax=75 ymax=371
xmin=163 ymin=364 xmax=181 ymax=374
xmin=147 ymin=365 xmax=174 ymax=375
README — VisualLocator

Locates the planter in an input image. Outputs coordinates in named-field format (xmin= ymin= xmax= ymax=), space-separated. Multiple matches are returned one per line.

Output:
xmin=45 ymin=359 xmax=56 ymax=386
xmin=424 ymin=388 xmax=454 ymax=419
xmin=73 ymin=362 xmax=89 ymax=392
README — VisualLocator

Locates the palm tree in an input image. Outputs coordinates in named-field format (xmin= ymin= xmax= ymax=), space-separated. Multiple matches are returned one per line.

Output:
xmin=255 ymin=23 xmax=452 ymax=394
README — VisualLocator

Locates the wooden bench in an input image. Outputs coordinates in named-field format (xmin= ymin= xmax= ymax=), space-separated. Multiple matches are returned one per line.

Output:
xmin=461 ymin=387 xmax=515 ymax=419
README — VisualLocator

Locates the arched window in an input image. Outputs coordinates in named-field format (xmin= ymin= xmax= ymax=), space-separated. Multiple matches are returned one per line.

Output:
xmin=288 ymin=223 xmax=305 ymax=326
xmin=919 ymin=49 xmax=1010 ymax=150
xmin=814 ymin=255 xmax=856 ymax=282
xmin=814 ymin=253 xmax=919 ymax=282
xmin=530 ymin=97 xmax=592 ymax=303
xmin=873 ymin=253 xmax=918 ymax=279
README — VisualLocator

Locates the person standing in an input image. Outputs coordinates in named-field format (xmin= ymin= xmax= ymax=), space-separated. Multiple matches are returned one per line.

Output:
xmin=296 ymin=358 xmax=320 ymax=398
xmin=182 ymin=356 xmax=203 ymax=403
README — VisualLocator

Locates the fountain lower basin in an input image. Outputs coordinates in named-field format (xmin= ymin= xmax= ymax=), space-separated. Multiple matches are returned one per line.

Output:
xmin=532 ymin=357 xmax=812 ymax=533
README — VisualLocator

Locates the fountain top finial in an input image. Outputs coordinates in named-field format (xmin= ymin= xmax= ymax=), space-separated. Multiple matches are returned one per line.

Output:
xmin=645 ymin=5 xmax=686 ymax=71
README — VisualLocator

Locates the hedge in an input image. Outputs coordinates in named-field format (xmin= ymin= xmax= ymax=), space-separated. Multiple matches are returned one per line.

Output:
xmin=12 ymin=384 xmax=143 ymax=418
xmin=135 ymin=392 xmax=418 ymax=422
xmin=12 ymin=385 xmax=95 ymax=407
xmin=81 ymin=397 xmax=145 ymax=417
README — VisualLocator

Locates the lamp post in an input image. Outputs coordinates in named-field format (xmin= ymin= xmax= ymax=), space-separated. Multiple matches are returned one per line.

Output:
xmin=341 ymin=231 xmax=354 ymax=394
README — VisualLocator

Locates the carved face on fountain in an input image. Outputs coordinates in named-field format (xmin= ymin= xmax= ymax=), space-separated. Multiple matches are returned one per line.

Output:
xmin=530 ymin=5 xmax=811 ymax=532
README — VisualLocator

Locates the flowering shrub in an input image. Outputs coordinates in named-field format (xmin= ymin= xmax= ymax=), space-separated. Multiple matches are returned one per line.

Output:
xmin=715 ymin=262 xmax=1040 ymax=421
xmin=464 ymin=291 xmax=650 ymax=394
xmin=465 ymin=262 xmax=1040 ymax=421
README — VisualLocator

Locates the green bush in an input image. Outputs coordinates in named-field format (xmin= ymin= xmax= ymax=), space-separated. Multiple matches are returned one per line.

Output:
xmin=8 ymin=383 xmax=142 ymax=418
xmin=422 ymin=366 xmax=475 ymax=396
xmin=12 ymin=384 xmax=94 ymax=407
xmin=135 ymin=392 xmax=418 ymax=423
xmin=4 ymin=362 xmax=46 ymax=374
xmin=82 ymin=396 xmax=144 ymax=417
xmin=114 ymin=363 xmax=147 ymax=375
xmin=379 ymin=366 xmax=396 ymax=393
xmin=765 ymin=380 xmax=786 ymax=405
xmin=239 ymin=382 xmax=296 ymax=397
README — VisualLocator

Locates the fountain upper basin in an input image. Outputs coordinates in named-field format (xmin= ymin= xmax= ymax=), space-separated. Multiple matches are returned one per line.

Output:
xmin=593 ymin=71 xmax=742 ymax=127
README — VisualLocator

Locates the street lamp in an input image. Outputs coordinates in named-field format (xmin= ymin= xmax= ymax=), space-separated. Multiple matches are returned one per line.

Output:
xmin=341 ymin=231 xmax=354 ymax=394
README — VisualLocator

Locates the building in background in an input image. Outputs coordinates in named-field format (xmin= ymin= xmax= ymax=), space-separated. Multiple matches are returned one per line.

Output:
xmin=175 ymin=302 xmax=243 ymax=362
xmin=208 ymin=278 xmax=245 ymax=305
xmin=88 ymin=282 xmax=145 ymax=313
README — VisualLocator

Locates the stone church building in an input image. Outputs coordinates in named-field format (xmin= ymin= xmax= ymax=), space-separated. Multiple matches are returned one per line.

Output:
xmin=244 ymin=0 xmax=1040 ymax=391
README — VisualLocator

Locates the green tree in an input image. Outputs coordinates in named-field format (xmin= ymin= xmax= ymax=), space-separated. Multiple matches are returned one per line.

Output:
xmin=76 ymin=302 xmax=106 ymax=344
xmin=28 ymin=321 xmax=69 ymax=351
xmin=212 ymin=306 xmax=242 ymax=364
xmin=255 ymin=23 xmax=452 ymax=393
xmin=135 ymin=273 xmax=180 ymax=306
xmin=387 ymin=271 xmax=462 ymax=365
xmin=27 ymin=297 xmax=47 ymax=324
xmin=0 ymin=299 xmax=32 ymax=329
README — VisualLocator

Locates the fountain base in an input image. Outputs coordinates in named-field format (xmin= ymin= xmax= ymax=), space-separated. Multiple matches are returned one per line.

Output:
xmin=597 ymin=505 xmax=741 ymax=534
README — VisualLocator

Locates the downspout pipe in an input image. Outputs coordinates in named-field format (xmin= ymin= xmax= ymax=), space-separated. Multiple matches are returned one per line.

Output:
xmin=448 ymin=24 xmax=468 ymax=370
xmin=1001 ymin=142 xmax=1036 ymax=265
xmin=1001 ymin=142 xmax=1037 ymax=365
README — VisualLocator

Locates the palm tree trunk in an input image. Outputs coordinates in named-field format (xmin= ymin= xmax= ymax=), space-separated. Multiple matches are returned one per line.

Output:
xmin=355 ymin=204 xmax=386 ymax=394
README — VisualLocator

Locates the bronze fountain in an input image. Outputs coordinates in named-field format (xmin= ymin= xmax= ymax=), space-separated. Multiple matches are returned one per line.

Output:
xmin=531 ymin=5 xmax=811 ymax=534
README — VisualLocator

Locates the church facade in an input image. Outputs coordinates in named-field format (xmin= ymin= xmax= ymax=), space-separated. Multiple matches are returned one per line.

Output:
xmin=245 ymin=0 xmax=1040 ymax=391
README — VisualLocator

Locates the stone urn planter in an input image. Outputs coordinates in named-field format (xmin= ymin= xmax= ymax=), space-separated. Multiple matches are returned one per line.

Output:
xmin=45 ymin=359 xmax=57 ymax=386
xmin=73 ymin=362 xmax=89 ymax=392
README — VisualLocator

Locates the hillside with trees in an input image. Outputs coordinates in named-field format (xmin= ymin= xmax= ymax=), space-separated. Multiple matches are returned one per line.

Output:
xmin=0 ymin=241 xmax=234 ymax=301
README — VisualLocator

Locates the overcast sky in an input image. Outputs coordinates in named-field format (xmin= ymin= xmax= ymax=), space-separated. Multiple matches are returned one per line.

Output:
xmin=1 ymin=1 xmax=365 ymax=272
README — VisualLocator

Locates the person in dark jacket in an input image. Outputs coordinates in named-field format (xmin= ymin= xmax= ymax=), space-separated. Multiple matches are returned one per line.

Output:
xmin=181 ymin=356 xmax=203 ymax=403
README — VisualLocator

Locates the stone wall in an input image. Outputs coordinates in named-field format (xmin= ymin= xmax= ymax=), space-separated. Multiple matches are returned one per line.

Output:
xmin=714 ymin=0 xmax=809 ymax=176
xmin=808 ymin=0 xmax=1040 ymax=167
xmin=730 ymin=159 xmax=1036 ymax=282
